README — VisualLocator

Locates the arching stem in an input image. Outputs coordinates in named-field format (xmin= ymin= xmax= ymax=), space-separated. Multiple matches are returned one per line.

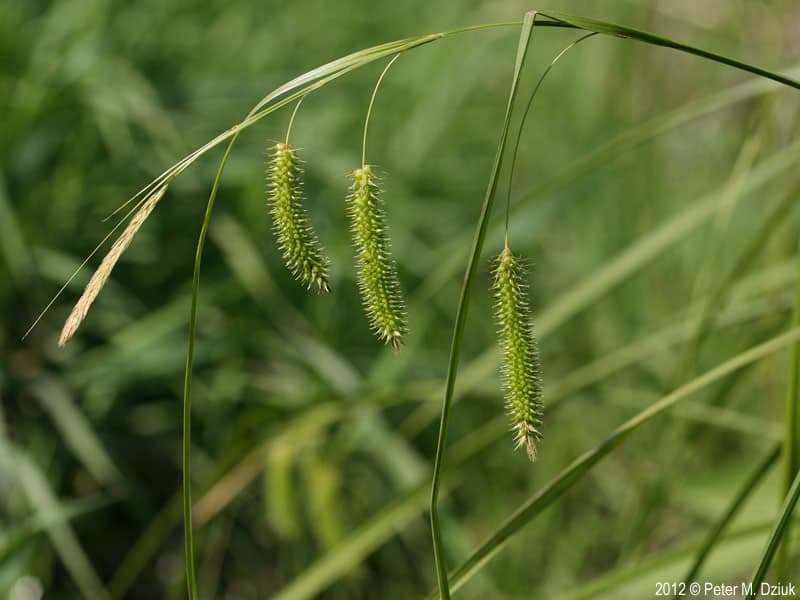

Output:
xmin=504 ymin=32 xmax=596 ymax=243
xmin=362 ymin=54 xmax=401 ymax=167
xmin=285 ymin=97 xmax=305 ymax=144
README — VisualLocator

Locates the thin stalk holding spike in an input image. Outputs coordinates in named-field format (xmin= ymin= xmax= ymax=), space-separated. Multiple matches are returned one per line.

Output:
xmin=504 ymin=32 xmax=596 ymax=233
xmin=181 ymin=132 xmax=240 ymax=600
xmin=347 ymin=54 xmax=407 ymax=349
xmin=362 ymin=54 xmax=401 ymax=167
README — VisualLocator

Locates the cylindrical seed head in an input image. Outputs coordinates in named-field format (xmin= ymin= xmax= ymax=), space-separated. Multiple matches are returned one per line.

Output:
xmin=267 ymin=142 xmax=331 ymax=292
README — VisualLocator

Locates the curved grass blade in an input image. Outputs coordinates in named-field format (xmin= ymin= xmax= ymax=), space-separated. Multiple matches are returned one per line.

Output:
xmin=746 ymin=467 xmax=800 ymax=599
xmin=31 ymin=32 xmax=460 ymax=339
xmin=778 ymin=253 xmax=800 ymax=576
xmin=681 ymin=442 xmax=781 ymax=589
xmin=431 ymin=326 xmax=800 ymax=598
xmin=537 ymin=10 xmax=800 ymax=90
xmin=567 ymin=519 xmax=800 ymax=600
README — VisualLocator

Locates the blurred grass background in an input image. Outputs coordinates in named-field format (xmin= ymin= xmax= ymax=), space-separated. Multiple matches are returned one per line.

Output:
xmin=2 ymin=0 xmax=800 ymax=598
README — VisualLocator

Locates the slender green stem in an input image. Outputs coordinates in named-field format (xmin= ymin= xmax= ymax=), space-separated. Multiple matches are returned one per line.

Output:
xmin=285 ymin=97 xmax=304 ymax=144
xmin=680 ymin=442 xmax=780 ymax=591
xmin=778 ymin=252 xmax=800 ymax=576
xmin=429 ymin=13 xmax=537 ymax=600
xmin=747 ymin=467 xmax=800 ymax=599
xmin=362 ymin=53 xmax=401 ymax=168
xmin=504 ymin=32 xmax=596 ymax=243
xmin=182 ymin=131 xmax=241 ymax=600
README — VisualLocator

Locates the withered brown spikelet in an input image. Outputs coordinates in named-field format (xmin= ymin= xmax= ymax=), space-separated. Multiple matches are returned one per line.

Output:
xmin=59 ymin=185 xmax=168 ymax=347
xmin=267 ymin=142 xmax=331 ymax=292
xmin=493 ymin=246 xmax=544 ymax=461
xmin=346 ymin=165 xmax=406 ymax=350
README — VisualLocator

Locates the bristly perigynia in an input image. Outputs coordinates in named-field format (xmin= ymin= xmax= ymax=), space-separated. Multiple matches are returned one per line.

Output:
xmin=267 ymin=142 xmax=331 ymax=293
xmin=346 ymin=165 xmax=407 ymax=350
xmin=493 ymin=246 xmax=544 ymax=461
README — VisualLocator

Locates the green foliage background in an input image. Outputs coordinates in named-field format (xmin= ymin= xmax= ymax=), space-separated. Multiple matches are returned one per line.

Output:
xmin=2 ymin=0 xmax=800 ymax=598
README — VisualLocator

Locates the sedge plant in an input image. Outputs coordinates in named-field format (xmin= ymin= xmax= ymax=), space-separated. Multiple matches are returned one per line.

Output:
xmin=27 ymin=9 xmax=800 ymax=600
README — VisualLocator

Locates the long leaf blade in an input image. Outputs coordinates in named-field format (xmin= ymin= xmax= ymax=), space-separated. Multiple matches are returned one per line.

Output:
xmin=538 ymin=11 xmax=800 ymax=90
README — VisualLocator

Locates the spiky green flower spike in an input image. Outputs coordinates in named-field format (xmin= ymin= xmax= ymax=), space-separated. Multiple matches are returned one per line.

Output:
xmin=268 ymin=142 xmax=331 ymax=292
xmin=346 ymin=165 xmax=407 ymax=350
xmin=493 ymin=246 xmax=544 ymax=461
